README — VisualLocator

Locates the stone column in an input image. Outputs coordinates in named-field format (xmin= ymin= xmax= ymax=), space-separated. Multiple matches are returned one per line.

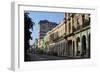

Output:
xmin=72 ymin=40 xmax=74 ymax=57
xmin=67 ymin=19 xmax=70 ymax=34
xmin=86 ymin=31 xmax=89 ymax=57
xmin=64 ymin=40 xmax=66 ymax=56
xmin=80 ymin=34 xmax=82 ymax=56
xmin=70 ymin=16 xmax=73 ymax=33
xmin=60 ymin=42 xmax=61 ymax=56
xmin=66 ymin=41 xmax=68 ymax=56
xmin=74 ymin=39 xmax=77 ymax=56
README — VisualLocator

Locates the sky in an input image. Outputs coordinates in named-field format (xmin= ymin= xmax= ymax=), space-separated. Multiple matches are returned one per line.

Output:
xmin=27 ymin=11 xmax=64 ymax=45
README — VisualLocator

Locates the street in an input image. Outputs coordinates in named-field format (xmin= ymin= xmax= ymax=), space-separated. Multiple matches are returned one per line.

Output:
xmin=26 ymin=53 xmax=84 ymax=61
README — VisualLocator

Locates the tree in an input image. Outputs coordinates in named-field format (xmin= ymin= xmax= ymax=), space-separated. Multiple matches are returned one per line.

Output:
xmin=24 ymin=12 xmax=35 ymax=61
xmin=34 ymin=38 xmax=38 ymax=49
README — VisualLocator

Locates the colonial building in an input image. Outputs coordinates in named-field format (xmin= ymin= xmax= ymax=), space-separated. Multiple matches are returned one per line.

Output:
xmin=43 ymin=13 xmax=90 ymax=58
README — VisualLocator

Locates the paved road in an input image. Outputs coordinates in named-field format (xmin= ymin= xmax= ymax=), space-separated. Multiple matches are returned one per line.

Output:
xmin=27 ymin=53 xmax=77 ymax=61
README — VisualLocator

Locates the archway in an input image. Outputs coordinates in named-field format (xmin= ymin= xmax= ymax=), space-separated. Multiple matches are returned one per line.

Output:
xmin=82 ymin=35 xmax=87 ymax=57
xmin=68 ymin=40 xmax=72 ymax=56
xmin=76 ymin=37 xmax=80 ymax=56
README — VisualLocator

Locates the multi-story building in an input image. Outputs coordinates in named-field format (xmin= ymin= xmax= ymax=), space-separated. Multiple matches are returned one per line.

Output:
xmin=38 ymin=20 xmax=58 ymax=49
xmin=44 ymin=13 xmax=90 ymax=58
xmin=38 ymin=20 xmax=58 ymax=39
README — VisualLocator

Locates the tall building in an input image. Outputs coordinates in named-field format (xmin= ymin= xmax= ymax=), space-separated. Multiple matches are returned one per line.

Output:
xmin=38 ymin=20 xmax=58 ymax=39
xmin=38 ymin=20 xmax=58 ymax=49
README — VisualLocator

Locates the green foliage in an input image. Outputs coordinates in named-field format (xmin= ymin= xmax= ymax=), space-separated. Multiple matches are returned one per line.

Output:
xmin=42 ymin=37 xmax=47 ymax=49
xmin=24 ymin=12 xmax=35 ymax=61
xmin=34 ymin=39 xmax=38 ymax=49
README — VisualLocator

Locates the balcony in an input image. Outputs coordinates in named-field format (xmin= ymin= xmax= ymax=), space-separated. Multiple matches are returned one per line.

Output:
xmin=73 ymin=20 xmax=90 ymax=32
xmin=82 ymin=20 xmax=90 ymax=28
xmin=72 ymin=25 xmax=81 ymax=32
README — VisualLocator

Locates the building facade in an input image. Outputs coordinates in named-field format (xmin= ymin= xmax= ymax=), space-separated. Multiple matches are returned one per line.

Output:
xmin=39 ymin=20 xmax=58 ymax=39
xmin=44 ymin=13 xmax=90 ymax=58
xmin=38 ymin=20 xmax=58 ymax=49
